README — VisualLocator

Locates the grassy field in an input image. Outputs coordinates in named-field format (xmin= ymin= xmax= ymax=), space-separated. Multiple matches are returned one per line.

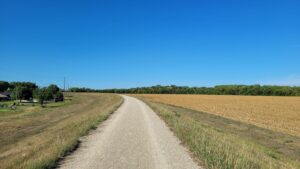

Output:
xmin=0 ymin=93 xmax=123 ymax=169
xmin=132 ymin=94 xmax=300 ymax=169
xmin=0 ymin=99 xmax=73 ymax=115
xmin=132 ymin=94 xmax=300 ymax=137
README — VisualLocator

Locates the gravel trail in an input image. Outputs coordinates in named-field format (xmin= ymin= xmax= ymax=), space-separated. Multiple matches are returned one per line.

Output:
xmin=59 ymin=95 xmax=200 ymax=169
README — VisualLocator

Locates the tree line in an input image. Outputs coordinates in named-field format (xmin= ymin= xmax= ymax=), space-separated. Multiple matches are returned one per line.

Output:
xmin=0 ymin=81 xmax=64 ymax=105
xmin=69 ymin=85 xmax=300 ymax=96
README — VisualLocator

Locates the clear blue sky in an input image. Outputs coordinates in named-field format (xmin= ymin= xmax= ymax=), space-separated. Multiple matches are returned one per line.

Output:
xmin=1 ymin=0 xmax=299 ymax=89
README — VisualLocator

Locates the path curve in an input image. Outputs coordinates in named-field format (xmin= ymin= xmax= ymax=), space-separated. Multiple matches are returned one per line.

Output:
xmin=59 ymin=95 xmax=200 ymax=169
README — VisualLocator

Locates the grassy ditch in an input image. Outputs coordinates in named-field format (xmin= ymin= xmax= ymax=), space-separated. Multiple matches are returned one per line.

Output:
xmin=0 ymin=93 xmax=123 ymax=169
xmin=139 ymin=99 xmax=300 ymax=169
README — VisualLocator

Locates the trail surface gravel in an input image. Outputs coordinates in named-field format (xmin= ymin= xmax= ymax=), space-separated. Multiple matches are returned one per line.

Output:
xmin=59 ymin=95 xmax=200 ymax=169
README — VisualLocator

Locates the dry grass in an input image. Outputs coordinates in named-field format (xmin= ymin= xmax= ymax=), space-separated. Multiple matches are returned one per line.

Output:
xmin=0 ymin=93 xmax=123 ymax=169
xmin=132 ymin=94 xmax=300 ymax=137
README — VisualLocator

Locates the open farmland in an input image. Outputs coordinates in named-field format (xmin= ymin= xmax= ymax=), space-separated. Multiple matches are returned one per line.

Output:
xmin=132 ymin=94 xmax=300 ymax=137
xmin=132 ymin=94 xmax=300 ymax=168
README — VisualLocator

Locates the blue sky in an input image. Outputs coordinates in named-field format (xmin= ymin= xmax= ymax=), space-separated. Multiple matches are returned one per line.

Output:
xmin=1 ymin=0 xmax=299 ymax=89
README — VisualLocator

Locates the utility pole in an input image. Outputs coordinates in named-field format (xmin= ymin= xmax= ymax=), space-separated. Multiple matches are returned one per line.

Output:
xmin=63 ymin=77 xmax=66 ymax=92
xmin=63 ymin=77 xmax=66 ymax=102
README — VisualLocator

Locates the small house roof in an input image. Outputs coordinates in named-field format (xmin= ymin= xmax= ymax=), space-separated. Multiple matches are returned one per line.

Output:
xmin=0 ymin=91 xmax=11 ymax=96
xmin=0 ymin=94 xmax=8 ymax=98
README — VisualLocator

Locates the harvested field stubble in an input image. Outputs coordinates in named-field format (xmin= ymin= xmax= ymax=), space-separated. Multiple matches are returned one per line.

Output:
xmin=132 ymin=94 xmax=300 ymax=137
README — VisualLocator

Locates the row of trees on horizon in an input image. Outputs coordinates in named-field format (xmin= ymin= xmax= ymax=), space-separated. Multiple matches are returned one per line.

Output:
xmin=68 ymin=85 xmax=300 ymax=96
xmin=2 ymin=81 xmax=300 ymax=96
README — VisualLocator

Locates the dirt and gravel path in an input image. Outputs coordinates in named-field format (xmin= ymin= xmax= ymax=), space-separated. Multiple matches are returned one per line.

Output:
xmin=59 ymin=95 xmax=200 ymax=169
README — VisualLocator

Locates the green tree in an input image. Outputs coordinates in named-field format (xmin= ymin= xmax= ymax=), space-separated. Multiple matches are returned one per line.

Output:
xmin=47 ymin=84 xmax=64 ymax=101
xmin=0 ymin=81 xmax=10 ymax=92
xmin=36 ymin=88 xmax=52 ymax=106
xmin=12 ymin=86 xmax=26 ymax=102
xmin=37 ymin=88 xmax=47 ymax=106
xmin=10 ymin=82 xmax=37 ymax=100
xmin=54 ymin=91 xmax=64 ymax=102
xmin=47 ymin=84 xmax=60 ymax=94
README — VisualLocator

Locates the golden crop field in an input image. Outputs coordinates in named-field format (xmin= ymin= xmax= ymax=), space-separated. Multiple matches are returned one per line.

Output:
xmin=133 ymin=94 xmax=300 ymax=137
